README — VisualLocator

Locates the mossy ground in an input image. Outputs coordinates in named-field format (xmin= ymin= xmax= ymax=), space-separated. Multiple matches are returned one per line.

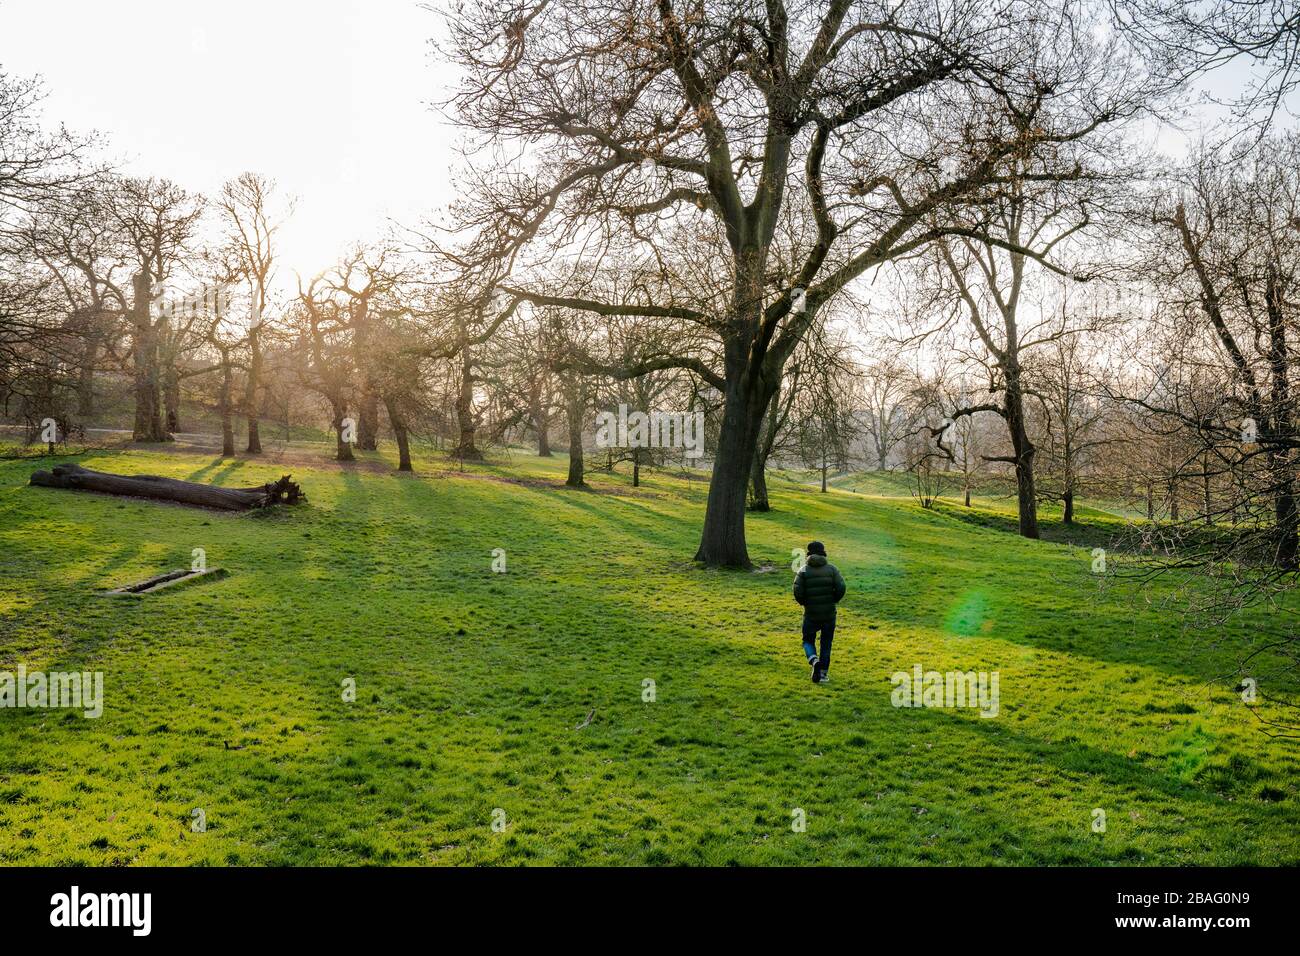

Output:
xmin=1 ymin=445 xmax=1297 ymax=865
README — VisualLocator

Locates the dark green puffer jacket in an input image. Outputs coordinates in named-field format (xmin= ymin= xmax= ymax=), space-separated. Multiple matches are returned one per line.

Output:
xmin=794 ymin=554 xmax=846 ymax=622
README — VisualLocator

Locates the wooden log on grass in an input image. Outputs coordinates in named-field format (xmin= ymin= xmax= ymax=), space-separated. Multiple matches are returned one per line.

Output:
xmin=30 ymin=463 xmax=304 ymax=510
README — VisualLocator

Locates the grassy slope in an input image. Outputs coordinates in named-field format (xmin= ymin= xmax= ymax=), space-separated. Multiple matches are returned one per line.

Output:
xmin=818 ymin=468 xmax=1151 ymax=520
xmin=1 ymin=446 xmax=1298 ymax=866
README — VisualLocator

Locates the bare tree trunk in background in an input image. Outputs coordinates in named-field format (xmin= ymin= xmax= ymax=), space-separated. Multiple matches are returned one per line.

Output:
xmin=529 ymin=377 xmax=551 ymax=456
xmin=632 ymin=446 xmax=640 ymax=487
xmin=564 ymin=376 xmax=586 ymax=488
xmin=332 ymin=401 xmax=354 ymax=462
xmin=1005 ymin=370 xmax=1040 ymax=538
xmin=1270 ymin=452 xmax=1298 ymax=569
xmin=939 ymin=236 xmax=1040 ymax=540
xmin=75 ymin=325 xmax=101 ymax=419
xmin=748 ymin=455 xmax=770 ymax=511
xmin=219 ymin=349 xmax=235 ymax=457
xmin=749 ymin=381 xmax=789 ymax=512
xmin=875 ymin=414 xmax=895 ymax=469
xmin=130 ymin=273 xmax=168 ymax=442
xmin=76 ymin=361 xmax=96 ymax=419
xmin=245 ymin=323 xmax=263 ymax=453
xmin=1162 ymin=432 xmax=1177 ymax=521
xmin=357 ymin=390 xmax=380 ymax=451
xmin=1203 ymin=455 xmax=1213 ymax=525
xmin=383 ymin=395 xmax=413 ymax=472
xmin=1266 ymin=270 xmax=1299 ymax=569
xmin=1061 ymin=419 xmax=1076 ymax=524
xmin=454 ymin=346 xmax=482 ymax=460
xmin=164 ymin=365 xmax=181 ymax=434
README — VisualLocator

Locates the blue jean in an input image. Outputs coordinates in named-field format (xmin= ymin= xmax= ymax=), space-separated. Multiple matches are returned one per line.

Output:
xmin=801 ymin=616 xmax=835 ymax=674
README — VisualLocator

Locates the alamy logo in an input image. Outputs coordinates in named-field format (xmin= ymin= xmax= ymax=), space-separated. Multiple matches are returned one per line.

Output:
xmin=0 ymin=666 xmax=103 ymax=718
xmin=50 ymin=886 xmax=151 ymax=936
xmin=890 ymin=664 xmax=999 ymax=718
xmin=340 ymin=417 xmax=357 ymax=445
xmin=150 ymin=281 xmax=236 ymax=320
xmin=594 ymin=404 xmax=704 ymax=458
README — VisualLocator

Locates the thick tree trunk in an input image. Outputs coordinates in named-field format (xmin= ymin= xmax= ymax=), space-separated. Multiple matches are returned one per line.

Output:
xmin=1267 ymin=442 xmax=1300 ymax=568
xmin=567 ymin=447 xmax=585 ymax=486
xmin=1063 ymin=489 xmax=1074 ymax=524
xmin=530 ymin=379 xmax=552 ymax=456
xmin=565 ymin=380 xmax=586 ymax=488
xmin=632 ymin=447 xmax=640 ymax=487
xmin=31 ymin=463 xmax=302 ymax=509
xmin=383 ymin=396 xmax=413 ymax=472
xmin=748 ymin=385 xmax=781 ymax=512
xmin=164 ymin=366 xmax=181 ymax=434
xmin=394 ymin=424 xmax=413 ymax=472
xmin=245 ymin=324 xmax=263 ymax=454
xmin=76 ymin=332 xmax=100 ymax=419
xmin=358 ymin=390 xmax=380 ymax=451
xmin=332 ymin=401 xmax=354 ymax=462
xmin=1013 ymin=457 xmax=1038 ymax=536
xmin=454 ymin=348 xmax=482 ymax=460
xmin=1004 ymin=371 xmax=1039 ymax=539
xmin=694 ymin=361 xmax=767 ymax=567
xmin=1273 ymin=465 xmax=1298 ymax=570
xmin=456 ymin=425 xmax=481 ymax=460
xmin=130 ymin=274 xmax=168 ymax=443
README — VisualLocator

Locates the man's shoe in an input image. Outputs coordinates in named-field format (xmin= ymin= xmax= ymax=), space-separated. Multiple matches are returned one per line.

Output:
xmin=809 ymin=655 xmax=820 ymax=682
xmin=816 ymin=672 xmax=830 ymax=684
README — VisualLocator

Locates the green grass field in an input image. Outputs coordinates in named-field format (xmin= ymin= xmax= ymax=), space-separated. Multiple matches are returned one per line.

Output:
xmin=1 ymin=446 xmax=1298 ymax=865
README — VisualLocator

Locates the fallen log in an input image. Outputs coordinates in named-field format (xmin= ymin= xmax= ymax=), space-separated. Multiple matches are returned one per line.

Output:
xmin=30 ymin=463 xmax=304 ymax=511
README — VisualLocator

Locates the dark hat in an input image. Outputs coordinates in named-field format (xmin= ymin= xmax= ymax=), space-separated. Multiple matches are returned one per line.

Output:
xmin=806 ymin=540 xmax=826 ymax=556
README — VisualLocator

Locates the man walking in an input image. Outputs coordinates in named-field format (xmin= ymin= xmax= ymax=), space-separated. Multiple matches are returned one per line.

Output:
xmin=793 ymin=540 xmax=846 ymax=684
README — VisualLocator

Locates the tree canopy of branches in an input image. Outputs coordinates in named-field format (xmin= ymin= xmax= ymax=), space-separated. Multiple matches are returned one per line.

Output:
xmin=435 ymin=0 xmax=1165 ymax=566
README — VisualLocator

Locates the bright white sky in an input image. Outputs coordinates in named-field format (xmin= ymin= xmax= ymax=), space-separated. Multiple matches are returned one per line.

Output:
xmin=0 ymin=0 xmax=459 ymax=288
